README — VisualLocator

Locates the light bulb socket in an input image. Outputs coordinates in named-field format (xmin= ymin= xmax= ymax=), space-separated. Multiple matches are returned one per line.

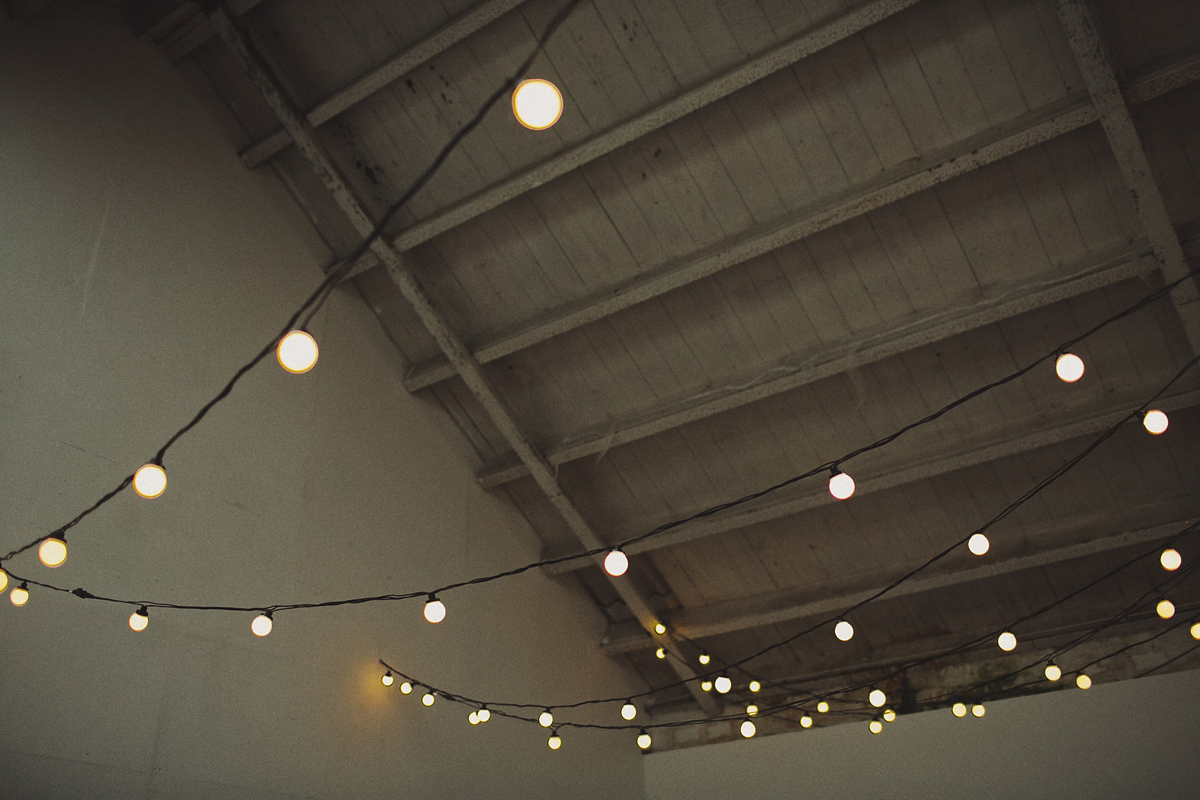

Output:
xmin=19 ymin=581 xmax=29 ymax=590
xmin=135 ymin=606 xmax=149 ymax=617
xmin=830 ymin=466 xmax=843 ymax=476
xmin=261 ymin=610 xmax=273 ymax=619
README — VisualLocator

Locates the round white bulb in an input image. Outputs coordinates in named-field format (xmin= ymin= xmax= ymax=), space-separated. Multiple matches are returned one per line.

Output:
xmin=834 ymin=619 xmax=854 ymax=642
xmin=951 ymin=702 xmax=967 ymax=718
xmin=745 ymin=704 xmax=758 ymax=716
xmin=868 ymin=719 xmax=883 ymax=735
xmin=968 ymin=532 xmax=990 ymax=556
xmin=1076 ymin=673 xmax=1092 ymax=690
xmin=1045 ymin=663 xmax=1062 ymax=682
xmin=133 ymin=463 xmax=167 ymax=499
xmin=621 ymin=702 xmax=637 ymax=721
xmin=251 ymin=613 xmax=273 ymax=637
xmin=1055 ymin=352 xmax=1085 ymax=383
xmin=882 ymin=708 xmax=896 ymax=723
xmin=38 ymin=537 xmax=68 ymax=568
xmin=512 ymin=78 xmax=563 ymax=130
xmin=539 ymin=710 xmax=554 ymax=728
xmin=277 ymin=330 xmax=318 ymax=374
xmin=129 ymin=608 xmax=149 ymax=632
xmin=424 ymin=597 xmax=446 ymax=624
xmin=816 ymin=701 xmax=829 ymax=714
xmin=10 ymin=585 xmax=29 ymax=606
xmin=1143 ymin=409 xmax=1169 ymax=435
xmin=1156 ymin=599 xmax=1175 ymax=619
xmin=547 ymin=733 xmax=562 ymax=750
xmin=997 ymin=631 xmax=1017 ymax=651
xmin=653 ymin=622 xmax=667 ymax=635
xmin=399 ymin=681 xmax=413 ymax=695
xmin=714 ymin=675 xmax=732 ymax=694
xmin=740 ymin=719 xmax=756 ymax=739
xmin=655 ymin=647 xmax=666 ymax=660
xmin=971 ymin=704 xmax=985 ymax=718
xmin=422 ymin=692 xmax=436 ymax=707
xmin=868 ymin=688 xmax=886 ymax=708
xmin=1190 ymin=622 xmax=1200 ymax=641
xmin=700 ymin=681 xmax=713 ymax=692
xmin=0 ymin=570 xmax=7 ymax=592
xmin=381 ymin=672 xmax=394 ymax=687
xmin=1161 ymin=548 xmax=1182 ymax=572
xmin=468 ymin=711 xmax=479 ymax=725
xmin=637 ymin=732 xmax=652 ymax=750
xmin=477 ymin=707 xmax=490 ymax=723
xmin=799 ymin=714 xmax=813 ymax=728
xmin=603 ymin=549 xmax=629 ymax=577
xmin=829 ymin=470 xmax=856 ymax=500
xmin=748 ymin=680 xmax=761 ymax=693
xmin=698 ymin=653 xmax=710 ymax=665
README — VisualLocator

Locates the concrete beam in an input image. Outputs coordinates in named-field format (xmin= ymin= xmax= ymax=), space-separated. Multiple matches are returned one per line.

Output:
xmin=141 ymin=0 xmax=264 ymax=61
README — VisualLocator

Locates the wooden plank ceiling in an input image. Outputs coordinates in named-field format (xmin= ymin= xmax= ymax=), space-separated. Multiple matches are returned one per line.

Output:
xmin=147 ymin=0 xmax=1200 ymax=745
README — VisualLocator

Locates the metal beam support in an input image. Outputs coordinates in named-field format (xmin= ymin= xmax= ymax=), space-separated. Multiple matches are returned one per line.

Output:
xmin=403 ymin=51 xmax=1200 ymax=391
xmin=1056 ymin=0 xmax=1200 ymax=354
xmin=240 ymin=0 xmax=529 ymax=167
xmin=544 ymin=388 xmax=1200 ymax=574
xmin=207 ymin=7 xmax=718 ymax=714
xmin=478 ymin=242 xmax=1158 ymax=488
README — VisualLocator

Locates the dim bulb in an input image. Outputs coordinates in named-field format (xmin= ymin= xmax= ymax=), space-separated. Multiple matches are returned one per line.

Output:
xmin=381 ymin=672 xmax=394 ymax=687
xmin=746 ymin=704 xmax=758 ymax=716
xmin=129 ymin=606 xmax=149 ymax=632
xmin=422 ymin=692 xmax=436 ymax=707
xmin=714 ymin=675 xmax=732 ymax=694
xmin=868 ymin=719 xmax=883 ymax=734
xmin=1076 ymin=673 xmax=1092 ymax=690
xmin=539 ymin=709 xmax=554 ymax=728
xmin=816 ymin=700 xmax=830 ymax=714
xmin=1157 ymin=599 xmax=1176 ymax=619
xmin=423 ymin=595 xmax=447 ymax=624
xmin=603 ymin=549 xmax=629 ymax=577
xmin=968 ymin=532 xmax=990 ymax=556
xmin=882 ymin=708 xmax=896 ymax=723
xmin=621 ymin=701 xmax=637 ymax=721
xmin=1143 ymin=409 xmax=1169 ymax=435
xmin=868 ymin=688 xmax=886 ymax=708
xmin=399 ymin=681 xmax=413 ymax=695
xmin=637 ymin=730 xmax=652 ymax=750
xmin=828 ymin=468 xmax=855 ymax=500
xmin=698 ymin=653 xmax=711 ymax=665
xmin=799 ymin=714 xmax=813 ymax=728
xmin=1055 ymin=352 xmax=1084 ymax=382
xmin=133 ymin=463 xmax=167 ymax=499
xmin=251 ymin=612 xmax=273 ymax=637
xmin=1161 ymin=548 xmax=1182 ymax=571
xmin=1045 ymin=663 xmax=1062 ymax=682
xmin=277 ymin=330 xmax=318 ymax=374
xmin=655 ymin=647 xmax=666 ymax=659
xmin=38 ymin=537 xmax=67 ymax=568
xmin=951 ymin=702 xmax=967 ymax=718
xmin=740 ymin=719 xmax=756 ymax=738
xmin=11 ymin=582 xmax=30 ymax=606
xmin=748 ymin=680 xmax=761 ymax=693
xmin=834 ymin=619 xmax=854 ymax=642
xmin=997 ymin=631 xmax=1017 ymax=651
xmin=512 ymin=79 xmax=563 ymax=130
xmin=547 ymin=731 xmax=562 ymax=750
xmin=971 ymin=704 xmax=985 ymax=718
xmin=477 ymin=707 xmax=490 ymax=723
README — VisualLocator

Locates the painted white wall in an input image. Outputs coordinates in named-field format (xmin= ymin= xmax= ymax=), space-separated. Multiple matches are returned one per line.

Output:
xmin=0 ymin=12 xmax=644 ymax=800
xmin=645 ymin=668 xmax=1200 ymax=800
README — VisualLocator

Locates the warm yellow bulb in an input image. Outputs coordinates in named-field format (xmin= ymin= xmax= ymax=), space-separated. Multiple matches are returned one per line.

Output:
xmin=748 ymin=680 xmax=761 ymax=693
xmin=698 ymin=653 xmax=711 ymax=665
xmin=1076 ymin=673 xmax=1092 ymax=690
xmin=468 ymin=710 xmax=479 ymax=726
xmin=701 ymin=680 xmax=713 ymax=692
xmin=746 ymin=704 xmax=758 ymax=717
xmin=828 ymin=470 xmax=855 ymax=500
xmin=129 ymin=608 xmax=149 ymax=632
xmin=512 ymin=78 xmax=563 ymax=130
xmin=637 ymin=731 xmax=652 ymax=750
xmin=621 ymin=702 xmax=637 ymax=721
xmin=133 ymin=463 xmax=167 ymax=499
xmin=1161 ymin=548 xmax=1182 ymax=571
xmin=381 ymin=672 xmax=394 ymax=687
xmin=971 ymin=704 xmax=985 ymax=718
xmin=1157 ymin=599 xmax=1176 ymax=619
xmin=740 ymin=719 xmax=756 ymax=738
xmin=10 ymin=584 xmax=29 ymax=606
xmin=1045 ymin=663 xmax=1062 ymax=682
xmin=547 ymin=733 xmax=563 ymax=750
xmin=603 ymin=549 xmax=629 ymax=577
xmin=1143 ymin=409 xmax=1169 ymax=435
xmin=539 ymin=710 xmax=554 ymax=728
xmin=997 ymin=631 xmax=1017 ymax=651
xmin=0 ymin=569 xmax=8 ymax=593
xmin=423 ymin=597 xmax=446 ymax=624
xmin=882 ymin=708 xmax=896 ymax=723
xmin=799 ymin=714 xmax=813 ymax=728
xmin=868 ymin=719 xmax=883 ymax=734
xmin=251 ymin=613 xmax=273 ymax=637
xmin=655 ymin=647 xmax=666 ymax=659
xmin=816 ymin=700 xmax=829 ymax=714
xmin=952 ymin=702 xmax=967 ymax=718
xmin=714 ymin=675 xmax=732 ymax=694
xmin=1190 ymin=622 xmax=1200 ymax=641
xmin=277 ymin=330 xmax=318 ymax=373
xmin=834 ymin=619 xmax=854 ymax=641
xmin=653 ymin=622 xmax=667 ymax=635
xmin=968 ymin=532 xmax=990 ymax=556
xmin=477 ymin=707 xmax=490 ymax=723
xmin=422 ymin=692 xmax=436 ymax=707
xmin=38 ymin=537 xmax=67 ymax=568
xmin=1055 ymin=353 xmax=1085 ymax=383
xmin=868 ymin=688 xmax=886 ymax=708
xmin=399 ymin=681 xmax=413 ymax=695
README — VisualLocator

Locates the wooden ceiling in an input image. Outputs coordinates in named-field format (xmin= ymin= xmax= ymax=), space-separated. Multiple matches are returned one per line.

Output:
xmin=141 ymin=0 xmax=1200 ymax=747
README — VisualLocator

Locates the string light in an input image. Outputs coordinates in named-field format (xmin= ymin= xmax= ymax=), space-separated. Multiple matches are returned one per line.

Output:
xmin=745 ymin=704 xmax=758 ymax=716
xmin=817 ymin=701 xmax=830 ymax=714
xmin=251 ymin=612 xmax=273 ymax=637
xmin=952 ymin=702 xmax=967 ymax=718
xmin=882 ymin=708 xmax=896 ymax=723
xmin=1161 ymin=548 xmax=1182 ymax=571
xmin=740 ymin=719 xmax=756 ymax=738
xmin=968 ymin=532 xmax=990 ymax=556
xmin=997 ymin=631 xmax=1017 ymax=652
xmin=654 ymin=622 xmax=667 ymax=635
xmin=655 ymin=647 xmax=666 ymax=659
xmin=1075 ymin=673 xmax=1092 ymax=690
xmin=0 ymin=569 xmax=8 ymax=592
xmin=37 ymin=537 xmax=67 ymax=568
xmin=1044 ymin=663 xmax=1062 ymax=682
xmin=1142 ymin=409 xmax=1169 ymax=434
xmin=538 ymin=709 xmax=554 ymax=728
xmin=10 ymin=582 xmax=29 ymax=606
xmin=748 ymin=680 xmax=761 ymax=693
xmin=399 ymin=681 xmax=413 ymax=695
xmin=1190 ymin=622 xmax=1200 ymax=641
xmin=422 ymin=692 xmax=436 ymax=707
xmin=700 ymin=680 xmax=713 ymax=692
xmin=381 ymin=671 xmax=394 ymax=687
xmin=698 ymin=653 xmax=711 ymax=665
xmin=620 ymin=701 xmax=637 ymax=721
xmin=547 ymin=730 xmax=562 ymax=750
xmin=132 ymin=463 xmax=167 ymax=499
xmin=1156 ymin=599 xmax=1176 ymax=619
xmin=971 ymin=704 xmax=985 ymax=718
xmin=1055 ymin=352 xmax=1085 ymax=382
xmin=129 ymin=606 xmax=149 ymax=632
xmin=828 ymin=467 xmax=855 ymax=500
xmin=512 ymin=78 xmax=563 ymax=130
xmin=637 ymin=730 xmax=652 ymax=750
xmin=868 ymin=719 xmax=883 ymax=734
xmin=276 ymin=330 xmax=318 ymax=373
xmin=603 ymin=549 xmax=629 ymax=577
xmin=868 ymin=688 xmax=886 ymax=708
xmin=799 ymin=714 xmax=813 ymax=728
xmin=714 ymin=675 xmax=732 ymax=694
xmin=423 ymin=595 xmax=446 ymax=624
xmin=468 ymin=710 xmax=479 ymax=725
xmin=834 ymin=619 xmax=854 ymax=642
xmin=477 ymin=707 xmax=490 ymax=723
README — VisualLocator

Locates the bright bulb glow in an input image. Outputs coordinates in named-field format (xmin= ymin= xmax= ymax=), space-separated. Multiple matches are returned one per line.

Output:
xmin=748 ymin=680 xmax=761 ymax=693
xmin=868 ymin=719 xmax=883 ymax=734
xmin=816 ymin=701 xmax=829 ymax=714
xmin=603 ymin=549 xmax=629 ymax=576
xmin=746 ymin=704 xmax=758 ymax=716
xmin=653 ymin=622 xmax=667 ymax=635
xmin=828 ymin=470 xmax=855 ymax=500
xmin=1143 ymin=409 xmax=1169 ymax=435
xmin=971 ymin=704 xmax=985 ymax=718
xmin=869 ymin=689 xmax=886 ymax=708
xmin=129 ymin=608 xmax=149 ymax=632
xmin=277 ymin=330 xmax=318 ymax=373
xmin=422 ymin=692 xmax=436 ymax=707
xmin=952 ymin=702 xmax=967 ymax=718
xmin=637 ymin=731 xmax=652 ymax=750
xmin=381 ymin=672 xmax=394 ymax=687
xmin=621 ymin=702 xmax=637 ymax=721
xmin=968 ymin=532 xmax=990 ymax=556
xmin=38 ymin=537 xmax=67 ymax=568
xmin=1045 ymin=663 xmax=1062 ymax=682
xmin=1161 ymin=548 xmax=1182 ymax=571
xmin=11 ymin=584 xmax=29 ymax=606
xmin=834 ymin=620 xmax=854 ymax=642
xmin=740 ymin=719 xmax=756 ymax=738
xmin=1076 ymin=673 xmax=1092 ymax=690
xmin=1190 ymin=622 xmax=1200 ymax=641
xmin=698 ymin=653 xmax=711 ymax=665
xmin=477 ymin=707 xmax=490 ymax=723
xmin=512 ymin=79 xmax=563 ymax=130
xmin=399 ymin=681 xmax=413 ymax=695
xmin=539 ymin=710 xmax=554 ymax=728
xmin=468 ymin=711 xmax=479 ymax=725
xmin=423 ymin=597 xmax=446 ymax=624
xmin=701 ymin=681 xmax=713 ymax=692
xmin=1055 ymin=353 xmax=1084 ymax=383
xmin=655 ymin=647 xmax=666 ymax=659
xmin=251 ymin=613 xmax=273 ymax=637
xmin=547 ymin=733 xmax=562 ymax=751
xmin=882 ymin=709 xmax=896 ymax=723
xmin=0 ymin=570 xmax=7 ymax=592
xmin=800 ymin=714 xmax=813 ymax=728
xmin=133 ymin=463 xmax=167 ymax=499
xmin=1157 ymin=599 xmax=1176 ymax=619
xmin=997 ymin=631 xmax=1017 ymax=651
xmin=714 ymin=675 xmax=732 ymax=694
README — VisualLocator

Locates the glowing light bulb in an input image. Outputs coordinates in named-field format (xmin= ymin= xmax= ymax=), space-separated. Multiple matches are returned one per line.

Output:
xmin=1161 ymin=548 xmax=1182 ymax=571
xmin=381 ymin=672 xmax=394 ymax=687
xmin=882 ymin=709 xmax=896 ymax=723
xmin=477 ymin=707 xmax=490 ymax=723
xmin=701 ymin=681 xmax=713 ymax=692
xmin=997 ymin=631 xmax=1017 ymax=651
xmin=834 ymin=619 xmax=854 ymax=642
xmin=952 ymin=702 xmax=967 ymax=718
xmin=422 ymin=692 xmax=436 ymax=707
xmin=1190 ymin=622 xmax=1200 ymax=641
xmin=133 ymin=463 xmax=167 ymax=499
xmin=603 ymin=549 xmax=629 ymax=576
xmin=621 ymin=701 xmax=637 ymax=721
xmin=277 ymin=330 xmax=318 ymax=373
xmin=748 ymin=680 xmax=761 ymax=693
xmin=971 ymin=704 xmax=985 ymax=718
xmin=1045 ymin=663 xmax=1062 ymax=682
xmin=11 ymin=582 xmax=29 ymax=606
xmin=539 ymin=709 xmax=554 ymax=728
xmin=655 ymin=647 xmax=666 ymax=659
xmin=817 ymin=701 xmax=830 ymax=714
xmin=828 ymin=468 xmax=855 ymax=500
xmin=1143 ymin=409 xmax=1169 ymax=435
xmin=38 ymin=537 xmax=67 ymax=568
xmin=746 ymin=704 xmax=758 ymax=716
xmin=468 ymin=711 xmax=479 ymax=725
xmin=129 ymin=606 xmax=149 ymax=632
xmin=637 ymin=731 xmax=652 ymax=750
xmin=653 ymin=622 xmax=667 ymax=635
xmin=800 ymin=714 xmax=813 ymax=728
xmin=1157 ymin=599 xmax=1176 ymax=619
xmin=868 ymin=688 xmax=886 ymax=708
xmin=512 ymin=78 xmax=563 ymax=130
xmin=698 ymin=653 xmax=711 ymax=665
xmin=423 ymin=595 xmax=446 ymax=624
xmin=1055 ymin=352 xmax=1084 ymax=383
xmin=740 ymin=719 xmax=756 ymax=738
xmin=547 ymin=731 xmax=562 ymax=750
xmin=968 ymin=532 xmax=990 ymax=556
xmin=251 ymin=612 xmax=273 ymax=637
xmin=714 ymin=675 xmax=732 ymax=694
xmin=1076 ymin=673 xmax=1092 ymax=690
xmin=868 ymin=719 xmax=883 ymax=734
xmin=399 ymin=681 xmax=413 ymax=695
xmin=0 ymin=569 xmax=8 ymax=592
